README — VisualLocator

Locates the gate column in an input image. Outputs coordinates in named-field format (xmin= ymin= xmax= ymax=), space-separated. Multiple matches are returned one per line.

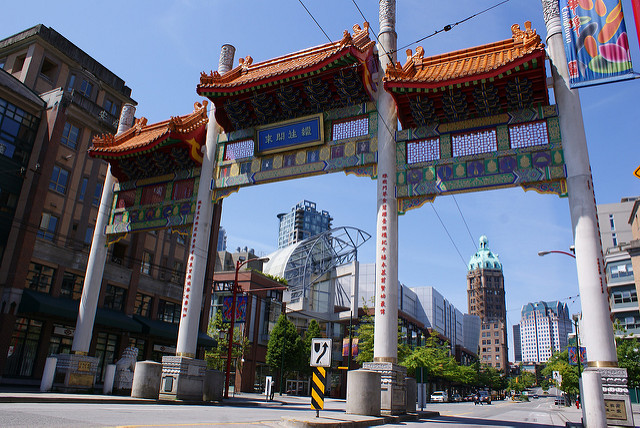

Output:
xmin=361 ymin=0 xmax=407 ymax=416
xmin=541 ymin=1 xmax=634 ymax=426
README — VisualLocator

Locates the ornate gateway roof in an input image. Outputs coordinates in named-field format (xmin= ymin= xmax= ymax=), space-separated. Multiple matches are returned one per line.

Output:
xmin=384 ymin=22 xmax=548 ymax=129
xmin=89 ymin=102 xmax=209 ymax=181
xmin=197 ymin=23 xmax=377 ymax=133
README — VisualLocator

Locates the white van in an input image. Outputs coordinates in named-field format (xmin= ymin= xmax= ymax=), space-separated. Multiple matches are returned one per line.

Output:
xmin=430 ymin=391 xmax=448 ymax=403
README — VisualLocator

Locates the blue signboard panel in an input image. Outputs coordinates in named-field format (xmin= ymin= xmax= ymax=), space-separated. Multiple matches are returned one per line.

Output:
xmin=559 ymin=0 xmax=634 ymax=88
xmin=257 ymin=115 xmax=323 ymax=154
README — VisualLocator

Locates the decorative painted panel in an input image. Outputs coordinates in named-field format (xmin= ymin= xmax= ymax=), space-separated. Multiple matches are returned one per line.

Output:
xmin=396 ymin=105 xmax=566 ymax=213
xmin=212 ymin=102 xmax=378 ymax=201
xmin=106 ymin=168 xmax=200 ymax=236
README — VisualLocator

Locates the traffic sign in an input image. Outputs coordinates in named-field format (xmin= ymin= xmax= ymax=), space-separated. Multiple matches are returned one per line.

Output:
xmin=310 ymin=338 xmax=332 ymax=367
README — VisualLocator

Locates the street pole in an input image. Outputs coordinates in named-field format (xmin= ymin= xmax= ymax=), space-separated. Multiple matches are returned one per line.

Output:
xmin=348 ymin=310 xmax=353 ymax=370
xmin=280 ymin=335 xmax=285 ymax=395
xmin=224 ymin=256 xmax=270 ymax=398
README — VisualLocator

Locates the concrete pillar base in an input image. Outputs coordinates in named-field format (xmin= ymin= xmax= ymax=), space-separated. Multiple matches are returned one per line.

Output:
xmin=54 ymin=354 xmax=99 ymax=392
xmin=346 ymin=369 xmax=381 ymax=416
xmin=405 ymin=377 xmax=416 ymax=413
xmin=159 ymin=356 xmax=206 ymax=401
xmin=203 ymin=369 xmax=224 ymax=401
xmin=362 ymin=362 xmax=407 ymax=415
xmin=132 ymin=361 xmax=162 ymax=399
xmin=582 ymin=366 xmax=635 ymax=427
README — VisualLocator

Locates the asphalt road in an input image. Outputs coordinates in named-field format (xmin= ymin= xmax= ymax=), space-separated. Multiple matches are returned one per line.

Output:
xmin=0 ymin=392 xmax=586 ymax=428
xmin=393 ymin=394 xmax=584 ymax=427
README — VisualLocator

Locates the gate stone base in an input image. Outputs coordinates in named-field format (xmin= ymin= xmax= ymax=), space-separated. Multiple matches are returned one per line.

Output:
xmin=54 ymin=353 xmax=99 ymax=392
xmin=363 ymin=362 xmax=407 ymax=415
xmin=159 ymin=356 xmax=206 ymax=401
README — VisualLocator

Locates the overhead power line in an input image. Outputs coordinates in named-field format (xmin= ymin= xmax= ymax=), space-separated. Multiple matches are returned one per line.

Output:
xmin=394 ymin=0 xmax=513 ymax=54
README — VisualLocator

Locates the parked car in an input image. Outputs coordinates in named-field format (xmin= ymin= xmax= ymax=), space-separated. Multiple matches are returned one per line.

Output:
xmin=464 ymin=394 xmax=476 ymax=402
xmin=430 ymin=391 xmax=448 ymax=403
xmin=450 ymin=393 xmax=462 ymax=402
xmin=478 ymin=390 xmax=492 ymax=404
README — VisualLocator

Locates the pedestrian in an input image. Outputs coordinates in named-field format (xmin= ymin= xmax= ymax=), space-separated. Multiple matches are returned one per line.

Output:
xmin=474 ymin=393 xmax=480 ymax=406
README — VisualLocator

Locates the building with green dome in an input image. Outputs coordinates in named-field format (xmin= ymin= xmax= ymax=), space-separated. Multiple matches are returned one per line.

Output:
xmin=467 ymin=236 xmax=508 ymax=371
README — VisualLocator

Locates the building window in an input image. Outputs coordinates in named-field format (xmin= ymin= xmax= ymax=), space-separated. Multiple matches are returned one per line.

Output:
xmin=609 ymin=214 xmax=615 ymax=230
xmin=77 ymin=177 xmax=88 ymax=201
xmin=612 ymin=233 xmax=618 ymax=247
xmin=37 ymin=213 xmax=58 ymax=241
xmin=141 ymin=251 xmax=153 ymax=275
xmin=79 ymin=79 xmax=93 ymax=98
xmin=157 ymin=300 xmax=181 ymax=324
xmin=93 ymin=182 xmax=103 ymax=206
xmin=60 ymin=272 xmax=84 ymax=300
xmin=84 ymin=226 xmax=94 ymax=246
xmin=4 ymin=317 xmax=42 ymax=377
xmin=39 ymin=57 xmax=58 ymax=81
xmin=61 ymin=122 xmax=80 ymax=149
xmin=48 ymin=324 xmax=74 ymax=356
xmin=171 ymin=261 xmax=184 ymax=284
xmin=103 ymin=99 xmax=119 ymax=116
xmin=66 ymin=74 xmax=76 ymax=92
xmin=95 ymin=332 xmax=119 ymax=382
xmin=49 ymin=165 xmax=70 ymax=194
xmin=26 ymin=263 xmax=56 ymax=293
xmin=134 ymin=293 xmax=152 ymax=317
xmin=103 ymin=284 xmax=126 ymax=311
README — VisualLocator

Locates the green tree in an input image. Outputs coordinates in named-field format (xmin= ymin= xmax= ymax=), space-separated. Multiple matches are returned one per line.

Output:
xmin=205 ymin=310 xmax=250 ymax=372
xmin=616 ymin=337 xmax=640 ymax=388
xmin=266 ymin=314 xmax=304 ymax=392
xmin=542 ymin=350 xmax=579 ymax=398
xmin=354 ymin=300 xmax=412 ymax=365
xmin=301 ymin=319 xmax=323 ymax=374
xmin=403 ymin=332 xmax=458 ymax=382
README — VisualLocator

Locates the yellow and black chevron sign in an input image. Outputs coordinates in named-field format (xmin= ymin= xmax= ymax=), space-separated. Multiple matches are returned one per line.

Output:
xmin=311 ymin=366 xmax=326 ymax=410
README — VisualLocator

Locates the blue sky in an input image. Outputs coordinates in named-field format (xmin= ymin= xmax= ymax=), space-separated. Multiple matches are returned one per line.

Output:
xmin=5 ymin=0 xmax=638 ymax=360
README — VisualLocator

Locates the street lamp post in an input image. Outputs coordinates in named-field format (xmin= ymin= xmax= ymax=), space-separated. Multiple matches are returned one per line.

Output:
xmin=224 ymin=256 xmax=269 ymax=399
xmin=537 ymin=250 xmax=576 ymax=259
xmin=572 ymin=313 xmax=582 ymax=376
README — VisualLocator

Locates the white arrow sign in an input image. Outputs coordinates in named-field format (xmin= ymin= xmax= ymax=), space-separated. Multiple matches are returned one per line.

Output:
xmin=310 ymin=338 xmax=332 ymax=367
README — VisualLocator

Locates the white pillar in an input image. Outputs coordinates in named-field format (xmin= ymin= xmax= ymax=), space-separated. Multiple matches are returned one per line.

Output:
xmin=540 ymin=0 xmax=617 ymax=365
xmin=374 ymin=0 xmax=399 ymax=363
xmin=40 ymin=356 xmax=57 ymax=392
xmin=71 ymin=104 xmax=136 ymax=354
xmin=175 ymin=45 xmax=235 ymax=357
xmin=581 ymin=371 xmax=607 ymax=427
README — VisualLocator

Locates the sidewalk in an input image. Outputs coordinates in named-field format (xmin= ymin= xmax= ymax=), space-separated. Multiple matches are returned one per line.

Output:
xmin=0 ymin=386 xmax=436 ymax=428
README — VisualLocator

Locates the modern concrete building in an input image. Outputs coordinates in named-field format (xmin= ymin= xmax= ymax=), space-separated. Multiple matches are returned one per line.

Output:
xmin=0 ymin=25 xmax=214 ymax=386
xmin=519 ymin=301 xmax=572 ymax=363
xmin=513 ymin=324 xmax=522 ymax=362
xmin=276 ymin=200 xmax=332 ymax=249
xmin=597 ymin=197 xmax=639 ymax=338
xmin=216 ymin=226 xmax=227 ymax=252
xmin=467 ymin=236 xmax=508 ymax=371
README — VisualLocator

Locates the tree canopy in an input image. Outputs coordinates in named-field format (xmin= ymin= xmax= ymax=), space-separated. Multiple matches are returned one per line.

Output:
xmin=266 ymin=314 xmax=305 ymax=377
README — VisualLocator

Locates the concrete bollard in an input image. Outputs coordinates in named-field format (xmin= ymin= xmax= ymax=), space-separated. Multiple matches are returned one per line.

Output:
xmin=131 ymin=361 xmax=162 ymax=399
xmin=103 ymin=364 xmax=116 ymax=395
xmin=346 ymin=369 xmax=381 ymax=416
xmin=405 ymin=377 xmax=417 ymax=413
xmin=580 ymin=369 xmax=607 ymax=427
xmin=203 ymin=369 xmax=225 ymax=401
xmin=40 ymin=356 xmax=57 ymax=392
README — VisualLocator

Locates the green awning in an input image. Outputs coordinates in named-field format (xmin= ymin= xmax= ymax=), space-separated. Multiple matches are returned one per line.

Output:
xmin=133 ymin=314 xmax=217 ymax=348
xmin=18 ymin=289 xmax=142 ymax=333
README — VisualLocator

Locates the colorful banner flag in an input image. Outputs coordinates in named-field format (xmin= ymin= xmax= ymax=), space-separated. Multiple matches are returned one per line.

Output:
xmin=568 ymin=345 xmax=588 ymax=364
xmin=559 ymin=0 xmax=635 ymax=87
xmin=341 ymin=337 xmax=359 ymax=357
xmin=222 ymin=295 xmax=247 ymax=323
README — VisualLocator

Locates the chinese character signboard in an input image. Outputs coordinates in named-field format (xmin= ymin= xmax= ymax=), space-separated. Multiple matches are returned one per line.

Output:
xmin=222 ymin=295 xmax=248 ymax=323
xmin=559 ymin=0 xmax=634 ymax=87
xmin=257 ymin=114 xmax=323 ymax=154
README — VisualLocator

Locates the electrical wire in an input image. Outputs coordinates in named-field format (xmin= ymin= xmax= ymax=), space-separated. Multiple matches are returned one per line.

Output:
xmin=297 ymin=0 xmax=332 ymax=43
xmin=429 ymin=201 xmax=468 ymax=267
xmin=451 ymin=194 xmax=478 ymax=251
xmin=393 ymin=0 xmax=513 ymax=55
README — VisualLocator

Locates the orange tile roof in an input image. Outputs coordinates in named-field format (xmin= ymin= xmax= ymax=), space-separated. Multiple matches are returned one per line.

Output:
xmin=197 ymin=23 xmax=375 ymax=94
xmin=90 ymin=101 xmax=208 ymax=156
xmin=384 ymin=22 xmax=544 ymax=87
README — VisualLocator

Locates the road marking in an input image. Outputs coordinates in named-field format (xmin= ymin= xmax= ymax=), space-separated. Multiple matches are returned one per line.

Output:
xmin=115 ymin=422 xmax=274 ymax=427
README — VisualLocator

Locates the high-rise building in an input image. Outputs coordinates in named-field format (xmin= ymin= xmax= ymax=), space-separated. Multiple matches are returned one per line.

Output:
xmin=513 ymin=324 xmax=522 ymax=362
xmin=519 ymin=301 xmax=572 ymax=363
xmin=597 ymin=197 xmax=639 ymax=337
xmin=216 ymin=226 xmax=227 ymax=251
xmin=467 ymin=236 xmax=508 ymax=371
xmin=276 ymin=200 xmax=332 ymax=248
